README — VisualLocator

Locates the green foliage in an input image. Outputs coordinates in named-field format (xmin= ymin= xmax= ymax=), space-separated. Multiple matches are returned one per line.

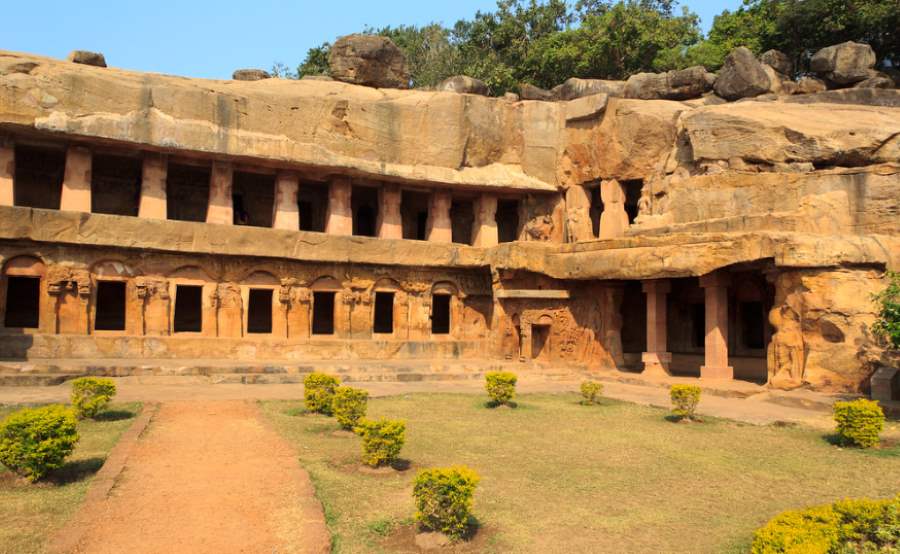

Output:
xmin=332 ymin=386 xmax=369 ymax=430
xmin=70 ymin=377 xmax=117 ymax=419
xmin=580 ymin=381 xmax=603 ymax=404
xmin=413 ymin=466 xmax=480 ymax=540
xmin=669 ymin=384 xmax=701 ymax=420
xmin=304 ymin=373 xmax=340 ymax=416
xmin=0 ymin=405 xmax=79 ymax=481
xmin=295 ymin=42 xmax=331 ymax=78
xmin=833 ymin=399 xmax=884 ymax=448
xmin=485 ymin=371 xmax=517 ymax=406
xmin=751 ymin=495 xmax=900 ymax=553
xmin=873 ymin=272 xmax=900 ymax=350
xmin=354 ymin=418 xmax=406 ymax=467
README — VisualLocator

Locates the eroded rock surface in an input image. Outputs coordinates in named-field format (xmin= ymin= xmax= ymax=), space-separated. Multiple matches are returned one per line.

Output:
xmin=328 ymin=34 xmax=410 ymax=89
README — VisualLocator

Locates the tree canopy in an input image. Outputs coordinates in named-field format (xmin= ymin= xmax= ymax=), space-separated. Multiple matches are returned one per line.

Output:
xmin=279 ymin=0 xmax=898 ymax=95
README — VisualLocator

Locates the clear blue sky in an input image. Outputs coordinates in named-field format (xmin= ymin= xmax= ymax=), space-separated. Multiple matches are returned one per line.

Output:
xmin=3 ymin=0 xmax=743 ymax=79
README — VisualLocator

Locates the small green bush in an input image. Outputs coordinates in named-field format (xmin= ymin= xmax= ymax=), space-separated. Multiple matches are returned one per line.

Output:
xmin=71 ymin=377 xmax=117 ymax=419
xmin=332 ymin=386 xmax=368 ymax=430
xmin=485 ymin=371 xmax=517 ymax=406
xmin=355 ymin=418 xmax=406 ymax=467
xmin=413 ymin=466 xmax=480 ymax=540
xmin=0 ymin=405 xmax=79 ymax=481
xmin=833 ymin=399 xmax=884 ymax=448
xmin=580 ymin=381 xmax=603 ymax=405
xmin=751 ymin=495 xmax=900 ymax=553
xmin=670 ymin=384 xmax=701 ymax=420
xmin=872 ymin=271 xmax=900 ymax=349
xmin=303 ymin=372 xmax=340 ymax=415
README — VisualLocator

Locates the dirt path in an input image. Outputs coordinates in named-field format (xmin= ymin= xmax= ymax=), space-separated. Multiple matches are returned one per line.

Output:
xmin=59 ymin=400 xmax=329 ymax=554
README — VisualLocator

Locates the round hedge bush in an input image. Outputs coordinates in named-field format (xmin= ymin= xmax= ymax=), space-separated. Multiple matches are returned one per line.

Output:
xmin=71 ymin=377 xmax=117 ymax=419
xmin=0 ymin=405 xmax=80 ymax=481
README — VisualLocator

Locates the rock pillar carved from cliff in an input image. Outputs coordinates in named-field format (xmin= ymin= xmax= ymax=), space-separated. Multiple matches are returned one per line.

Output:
xmin=427 ymin=191 xmax=452 ymax=243
xmin=641 ymin=279 xmax=672 ymax=375
xmin=206 ymin=161 xmax=233 ymax=225
xmin=0 ymin=139 xmax=13 ymax=207
xmin=598 ymin=179 xmax=629 ymax=240
xmin=700 ymin=271 xmax=733 ymax=380
xmin=565 ymin=185 xmax=594 ymax=242
xmin=138 ymin=155 xmax=168 ymax=220
xmin=378 ymin=185 xmax=403 ymax=239
xmin=471 ymin=194 xmax=499 ymax=247
xmin=272 ymin=172 xmax=300 ymax=231
xmin=326 ymin=177 xmax=353 ymax=235
xmin=60 ymin=146 xmax=92 ymax=213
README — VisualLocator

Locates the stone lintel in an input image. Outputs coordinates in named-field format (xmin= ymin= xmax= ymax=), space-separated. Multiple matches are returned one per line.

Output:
xmin=495 ymin=289 xmax=571 ymax=299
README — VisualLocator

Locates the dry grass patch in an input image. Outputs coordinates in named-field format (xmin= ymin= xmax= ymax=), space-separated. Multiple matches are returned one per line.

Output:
xmin=0 ymin=402 xmax=141 ymax=554
xmin=262 ymin=393 xmax=900 ymax=553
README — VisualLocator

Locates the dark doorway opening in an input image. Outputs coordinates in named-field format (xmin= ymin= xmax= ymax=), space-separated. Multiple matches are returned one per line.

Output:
xmin=450 ymin=200 xmax=474 ymax=245
xmin=401 ymin=190 xmax=430 ymax=240
xmin=691 ymin=303 xmax=706 ymax=348
xmin=166 ymin=164 xmax=210 ymax=222
xmin=739 ymin=301 xmax=765 ymax=350
xmin=298 ymin=181 xmax=329 ymax=232
xmin=374 ymin=292 xmax=394 ymax=334
xmin=496 ymin=200 xmax=520 ymax=243
xmin=173 ymin=285 xmax=203 ymax=333
xmin=94 ymin=281 xmax=126 ymax=331
xmin=312 ymin=291 xmax=335 ymax=335
xmin=232 ymin=171 xmax=275 ymax=227
xmin=352 ymin=186 xmax=378 ymax=237
xmin=431 ymin=294 xmax=451 ymax=335
xmin=91 ymin=154 xmax=142 ymax=216
xmin=532 ymin=324 xmax=550 ymax=360
xmin=247 ymin=289 xmax=273 ymax=334
xmin=4 ymin=276 xmax=40 ymax=328
xmin=13 ymin=145 xmax=65 ymax=210
xmin=621 ymin=281 xmax=647 ymax=358
xmin=590 ymin=186 xmax=602 ymax=238
xmin=623 ymin=180 xmax=643 ymax=224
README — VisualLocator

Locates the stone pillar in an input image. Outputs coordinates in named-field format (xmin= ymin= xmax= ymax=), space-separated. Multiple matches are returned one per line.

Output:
xmin=700 ymin=271 xmax=733 ymax=380
xmin=426 ymin=190 xmax=452 ymax=243
xmin=565 ymin=185 xmax=594 ymax=242
xmin=272 ymin=172 xmax=299 ymax=230
xmin=471 ymin=194 xmax=498 ymax=247
xmin=377 ymin=185 xmax=402 ymax=239
xmin=0 ymin=139 xmax=13 ymax=207
xmin=138 ymin=155 xmax=168 ymax=219
xmin=598 ymin=179 xmax=629 ymax=239
xmin=206 ymin=161 xmax=233 ymax=225
xmin=641 ymin=279 xmax=672 ymax=375
xmin=325 ymin=176 xmax=352 ymax=235
xmin=60 ymin=146 xmax=92 ymax=212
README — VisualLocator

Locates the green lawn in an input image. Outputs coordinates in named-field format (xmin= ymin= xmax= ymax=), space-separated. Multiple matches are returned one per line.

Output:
xmin=0 ymin=402 xmax=142 ymax=554
xmin=261 ymin=393 xmax=900 ymax=553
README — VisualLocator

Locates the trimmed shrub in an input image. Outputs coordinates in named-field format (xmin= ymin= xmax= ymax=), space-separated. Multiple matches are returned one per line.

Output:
xmin=751 ymin=495 xmax=900 ymax=553
xmin=413 ymin=466 xmax=480 ymax=540
xmin=580 ymin=381 xmax=603 ymax=405
xmin=670 ymin=384 xmax=701 ymax=420
xmin=332 ymin=386 xmax=368 ymax=430
xmin=71 ymin=377 xmax=117 ymax=419
xmin=303 ymin=372 xmax=340 ymax=415
xmin=485 ymin=371 xmax=517 ymax=406
xmin=0 ymin=405 xmax=79 ymax=481
xmin=355 ymin=418 xmax=405 ymax=467
xmin=833 ymin=399 xmax=884 ymax=448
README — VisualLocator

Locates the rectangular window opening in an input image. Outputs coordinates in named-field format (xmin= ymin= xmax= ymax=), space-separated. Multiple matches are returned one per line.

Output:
xmin=401 ymin=190 xmax=430 ymax=240
xmin=13 ymin=145 xmax=65 ymax=210
xmin=312 ymin=291 xmax=335 ymax=335
xmin=450 ymin=200 xmax=474 ymax=245
xmin=496 ymin=200 xmax=520 ymax=243
xmin=173 ymin=284 xmax=203 ymax=333
xmin=91 ymin=154 xmax=142 ymax=217
xmin=351 ymin=186 xmax=379 ymax=237
xmin=298 ymin=181 xmax=328 ymax=232
xmin=94 ymin=281 xmax=126 ymax=331
xmin=166 ymin=164 xmax=210 ymax=222
xmin=4 ymin=276 xmax=40 ymax=328
xmin=373 ymin=291 xmax=394 ymax=334
xmin=247 ymin=288 xmax=273 ymax=334
xmin=431 ymin=294 xmax=451 ymax=335
xmin=232 ymin=171 xmax=275 ymax=227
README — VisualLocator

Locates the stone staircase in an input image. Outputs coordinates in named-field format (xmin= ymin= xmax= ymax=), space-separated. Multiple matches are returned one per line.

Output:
xmin=0 ymin=358 xmax=587 ymax=386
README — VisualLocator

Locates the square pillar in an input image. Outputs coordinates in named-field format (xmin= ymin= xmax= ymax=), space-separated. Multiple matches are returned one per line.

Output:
xmin=700 ymin=271 xmax=733 ymax=380
xmin=325 ymin=176 xmax=352 ymax=235
xmin=0 ymin=140 xmax=13 ymax=207
xmin=565 ymin=185 xmax=594 ymax=242
xmin=60 ymin=146 xmax=92 ymax=212
xmin=206 ymin=161 xmax=233 ymax=225
xmin=426 ymin=190 xmax=452 ymax=243
xmin=377 ymin=185 xmax=402 ymax=239
xmin=471 ymin=194 xmax=498 ymax=247
xmin=138 ymin=154 xmax=167 ymax=219
xmin=641 ymin=279 xmax=672 ymax=375
xmin=598 ymin=179 xmax=629 ymax=240
xmin=273 ymin=172 xmax=299 ymax=230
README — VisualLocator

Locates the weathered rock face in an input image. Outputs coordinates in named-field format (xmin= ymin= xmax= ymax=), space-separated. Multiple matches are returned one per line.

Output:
xmin=854 ymin=72 xmax=895 ymax=89
xmin=232 ymin=69 xmax=271 ymax=81
xmin=796 ymin=76 xmax=827 ymax=95
xmin=593 ymin=98 xmax=684 ymax=180
xmin=327 ymin=34 xmax=410 ymax=89
xmin=67 ymin=50 xmax=106 ymax=68
xmin=518 ymin=83 xmax=553 ymax=101
xmin=437 ymin=75 xmax=489 ymax=96
xmin=759 ymin=49 xmax=793 ymax=78
xmin=553 ymin=78 xmax=624 ymax=100
xmin=624 ymin=66 xmax=715 ymax=100
xmin=810 ymin=41 xmax=876 ymax=86
xmin=714 ymin=47 xmax=771 ymax=100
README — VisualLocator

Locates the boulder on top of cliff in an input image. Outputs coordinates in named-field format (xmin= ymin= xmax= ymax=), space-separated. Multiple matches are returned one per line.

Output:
xmin=810 ymin=41 xmax=876 ymax=86
xmin=232 ymin=69 xmax=271 ymax=81
xmin=553 ymin=78 xmax=625 ymax=100
xmin=625 ymin=66 xmax=716 ymax=100
xmin=328 ymin=34 xmax=409 ymax=89
xmin=67 ymin=50 xmax=106 ymax=68
xmin=854 ymin=72 xmax=895 ymax=89
xmin=759 ymin=50 xmax=793 ymax=78
xmin=437 ymin=75 xmax=490 ymax=96
xmin=714 ymin=47 xmax=771 ymax=101
xmin=518 ymin=83 xmax=553 ymax=101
